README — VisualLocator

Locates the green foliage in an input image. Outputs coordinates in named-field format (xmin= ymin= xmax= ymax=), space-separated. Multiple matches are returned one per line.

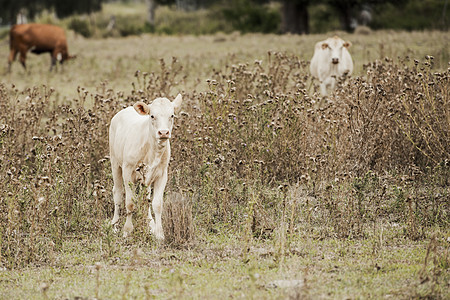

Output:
xmin=152 ymin=6 xmax=232 ymax=35
xmin=221 ymin=0 xmax=281 ymax=33
xmin=1 ymin=0 xmax=448 ymax=35
xmin=308 ymin=4 xmax=341 ymax=33
xmin=0 ymin=0 xmax=104 ymax=24
xmin=371 ymin=0 xmax=448 ymax=31
xmin=67 ymin=17 xmax=93 ymax=38
xmin=68 ymin=4 xmax=235 ymax=37
xmin=51 ymin=0 xmax=103 ymax=18
xmin=115 ymin=15 xmax=146 ymax=36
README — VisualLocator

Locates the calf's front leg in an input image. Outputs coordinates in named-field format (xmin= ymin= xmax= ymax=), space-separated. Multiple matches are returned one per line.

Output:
xmin=150 ymin=171 xmax=167 ymax=241
xmin=146 ymin=185 xmax=155 ymax=227
xmin=320 ymin=82 xmax=328 ymax=96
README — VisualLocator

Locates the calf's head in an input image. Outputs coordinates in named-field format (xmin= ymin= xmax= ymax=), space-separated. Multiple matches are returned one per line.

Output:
xmin=321 ymin=36 xmax=351 ymax=65
xmin=133 ymin=94 xmax=183 ymax=141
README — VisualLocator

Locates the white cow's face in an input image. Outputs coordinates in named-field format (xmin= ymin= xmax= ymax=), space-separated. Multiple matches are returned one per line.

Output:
xmin=134 ymin=94 xmax=183 ymax=140
xmin=321 ymin=37 xmax=351 ymax=65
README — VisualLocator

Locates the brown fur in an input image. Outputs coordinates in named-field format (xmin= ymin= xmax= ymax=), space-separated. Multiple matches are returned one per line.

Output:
xmin=8 ymin=23 xmax=75 ymax=72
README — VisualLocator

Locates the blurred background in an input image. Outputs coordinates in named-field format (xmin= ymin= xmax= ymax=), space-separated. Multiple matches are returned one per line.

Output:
xmin=0 ymin=0 xmax=448 ymax=38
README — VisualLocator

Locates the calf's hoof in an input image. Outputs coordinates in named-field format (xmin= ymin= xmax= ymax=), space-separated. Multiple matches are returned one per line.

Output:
xmin=110 ymin=216 xmax=119 ymax=226
xmin=123 ymin=222 xmax=134 ymax=238
xmin=112 ymin=223 xmax=119 ymax=234
xmin=149 ymin=220 xmax=165 ymax=240
xmin=154 ymin=230 xmax=165 ymax=241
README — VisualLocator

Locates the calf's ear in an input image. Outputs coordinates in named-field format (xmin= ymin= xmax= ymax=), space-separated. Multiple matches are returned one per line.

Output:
xmin=343 ymin=41 xmax=351 ymax=48
xmin=321 ymin=43 xmax=329 ymax=50
xmin=172 ymin=93 xmax=183 ymax=113
xmin=134 ymin=101 xmax=150 ymax=115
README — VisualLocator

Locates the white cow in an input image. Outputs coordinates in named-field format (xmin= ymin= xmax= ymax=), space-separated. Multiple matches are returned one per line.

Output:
xmin=109 ymin=94 xmax=183 ymax=240
xmin=310 ymin=36 xmax=353 ymax=96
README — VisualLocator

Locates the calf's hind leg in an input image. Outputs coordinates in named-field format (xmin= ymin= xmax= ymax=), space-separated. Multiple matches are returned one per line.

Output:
xmin=122 ymin=167 xmax=135 ymax=237
xmin=19 ymin=49 xmax=27 ymax=70
xmin=111 ymin=163 xmax=124 ymax=226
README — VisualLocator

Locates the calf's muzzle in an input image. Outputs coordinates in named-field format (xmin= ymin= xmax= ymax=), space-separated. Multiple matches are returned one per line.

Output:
xmin=158 ymin=130 xmax=170 ymax=139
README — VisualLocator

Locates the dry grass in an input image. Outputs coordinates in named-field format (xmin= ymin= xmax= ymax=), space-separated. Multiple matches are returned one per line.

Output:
xmin=0 ymin=30 xmax=448 ymax=298
xmin=1 ymin=30 xmax=448 ymax=99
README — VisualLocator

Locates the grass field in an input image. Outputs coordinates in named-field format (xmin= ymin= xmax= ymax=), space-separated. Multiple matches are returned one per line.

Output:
xmin=2 ymin=30 xmax=449 ymax=101
xmin=0 ymin=28 xmax=449 ymax=299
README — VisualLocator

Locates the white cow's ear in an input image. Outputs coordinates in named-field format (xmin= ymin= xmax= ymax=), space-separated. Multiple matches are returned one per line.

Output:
xmin=321 ymin=43 xmax=329 ymax=50
xmin=172 ymin=93 xmax=183 ymax=112
xmin=343 ymin=41 xmax=351 ymax=48
xmin=134 ymin=101 xmax=150 ymax=115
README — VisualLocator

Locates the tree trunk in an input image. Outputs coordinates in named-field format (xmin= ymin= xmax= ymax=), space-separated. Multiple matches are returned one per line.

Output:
xmin=327 ymin=0 xmax=357 ymax=32
xmin=147 ymin=0 xmax=156 ymax=25
xmin=337 ymin=5 xmax=353 ymax=32
xmin=281 ymin=1 xmax=309 ymax=34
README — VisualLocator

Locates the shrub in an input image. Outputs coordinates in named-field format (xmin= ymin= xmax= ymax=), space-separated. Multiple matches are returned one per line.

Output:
xmin=0 ymin=53 xmax=448 ymax=268
xmin=153 ymin=5 xmax=233 ymax=35
xmin=396 ymin=56 xmax=449 ymax=168
xmin=371 ymin=0 xmax=448 ymax=31
xmin=68 ymin=17 xmax=93 ymax=38
xmin=221 ymin=0 xmax=281 ymax=33
xmin=115 ymin=14 xmax=146 ymax=36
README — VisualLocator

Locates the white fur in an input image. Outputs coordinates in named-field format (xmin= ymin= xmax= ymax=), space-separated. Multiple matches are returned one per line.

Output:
xmin=109 ymin=94 xmax=183 ymax=240
xmin=310 ymin=36 xmax=353 ymax=96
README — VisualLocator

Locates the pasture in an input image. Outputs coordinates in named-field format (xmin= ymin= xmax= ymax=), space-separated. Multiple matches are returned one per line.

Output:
xmin=0 ymin=30 xmax=449 ymax=299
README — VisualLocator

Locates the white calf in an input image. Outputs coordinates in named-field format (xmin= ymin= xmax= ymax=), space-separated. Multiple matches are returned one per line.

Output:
xmin=109 ymin=94 xmax=183 ymax=240
xmin=310 ymin=36 xmax=353 ymax=96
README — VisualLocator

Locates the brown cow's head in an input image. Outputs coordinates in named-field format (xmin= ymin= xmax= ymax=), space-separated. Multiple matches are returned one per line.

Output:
xmin=58 ymin=52 xmax=77 ymax=63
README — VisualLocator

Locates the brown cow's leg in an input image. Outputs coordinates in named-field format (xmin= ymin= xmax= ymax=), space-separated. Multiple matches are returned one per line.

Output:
xmin=19 ymin=50 xmax=27 ymax=70
xmin=50 ymin=56 xmax=56 ymax=72
xmin=51 ymin=49 xmax=63 ymax=72
xmin=8 ymin=49 xmax=18 ymax=72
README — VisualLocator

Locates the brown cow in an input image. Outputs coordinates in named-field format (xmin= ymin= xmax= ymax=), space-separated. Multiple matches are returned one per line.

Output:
xmin=8 ymin=23 xmax=75 ymax=72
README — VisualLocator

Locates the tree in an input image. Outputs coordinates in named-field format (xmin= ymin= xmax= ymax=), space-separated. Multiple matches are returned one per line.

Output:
xmin=323 ymin=0 xmax=410 ymax=32
xmin=50 ymin=0 xmax=103 ymax=18
xmin=0 ymin=0 xmax=104 ymax=24
xmin=280 ymin=0 xmax=310 ymax=34
xmin=0 ymin=0 xmax=44 ymax=24
xmin=221 ymin=0 xmax=281 ymax=33
xmin=322 ymin=0 xmax=359 ymax=32
xmin=147 ymin=0 xmax=157 ymax=25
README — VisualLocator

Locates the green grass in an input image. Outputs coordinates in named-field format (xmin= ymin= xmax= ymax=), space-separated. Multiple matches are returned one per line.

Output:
xmin=0 ymin=231 xmax=447 ymax=299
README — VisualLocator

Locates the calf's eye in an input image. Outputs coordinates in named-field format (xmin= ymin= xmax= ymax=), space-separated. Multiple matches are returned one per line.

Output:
xmin=171 ymin=114 xmax=174 ymax=118
xmin=151 ymin=115 xmax=155 ymax=119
